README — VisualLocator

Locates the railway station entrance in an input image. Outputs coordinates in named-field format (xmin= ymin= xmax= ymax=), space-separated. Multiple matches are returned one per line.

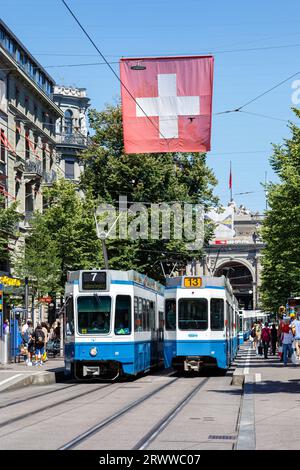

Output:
xmin=215 ymin=261 xmax=254 ymax=310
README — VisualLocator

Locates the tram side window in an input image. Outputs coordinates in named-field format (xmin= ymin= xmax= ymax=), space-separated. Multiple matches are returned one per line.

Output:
xmin=226 ymin=302 xmax=230 ymax=328
xmin=143 ymin=298 xmax=149 ymax=331
xmin=65 ymin=296 xmax=74 ymax=336
xmin=149 ymin=300 xmax=156 ymax=330
xmin=210 ymin=299 xmax=224 ymax=330
xmin=230 ymin=306 xmax=234 ymax=332
xmin=165 ymin=299 xmax=176 ymax=330
xmin=134 ymin=297 xmax=143 ymax=332
xmin=114 ymin=295 xmax=131 ymax=335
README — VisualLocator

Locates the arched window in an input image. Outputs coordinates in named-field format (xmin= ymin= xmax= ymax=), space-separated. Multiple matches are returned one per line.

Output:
xmin=64 ymin=109 xmax=73 ymax=135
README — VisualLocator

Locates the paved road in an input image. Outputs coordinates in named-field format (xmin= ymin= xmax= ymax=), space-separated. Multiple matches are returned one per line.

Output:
xmin=0 ymin=369 xmax=242 ymax=450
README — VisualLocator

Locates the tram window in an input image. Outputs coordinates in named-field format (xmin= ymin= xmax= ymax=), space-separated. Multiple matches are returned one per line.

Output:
xmin=210 ymin=299 xmax=224 ymax=330
xmin=77 ymin=296 xmax=111 ymax=334
xmin=179 ymin=298 xmax=208 ymax=330
xmin=149 ymin=301 xmax=155 ymax=330
xmin=65 ymin=296 xmax=74 ymax=336
xmin=159 ymin=311 xmax=164 ymax=330
xmin=114 ymin=295 xmax=131 ymax=335
xmin=226 ymin=302 xmax=230 ymax=328
xmin=135 ymin=297 xmax=143 ymax=332
xmin=143 ymin=299 xmax=148 ymax=331
xmin=165 ymin=299 xmax=176 ymax=330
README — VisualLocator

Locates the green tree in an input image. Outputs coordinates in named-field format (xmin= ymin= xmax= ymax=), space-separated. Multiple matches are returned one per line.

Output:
xmin=80 ymin=104 xmax=218 ymax=280
xmin=16 ymin=179 xmax=103 ymax=294
xmin=15 ymin=214 xmax=61 ymax=298
xmin=0 ymin=197 xmax=22 ymax=267
xmin=260 ymin=108 xmax=300 ymax=312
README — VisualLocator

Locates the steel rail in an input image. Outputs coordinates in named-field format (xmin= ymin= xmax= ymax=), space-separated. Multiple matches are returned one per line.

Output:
xmin=59 ymin=376 xmax=179 ymax=450
xmin=0 ymin=383 xmax=113 ymax=429
xmin=134 ymin=377 xmax=209 ymax=450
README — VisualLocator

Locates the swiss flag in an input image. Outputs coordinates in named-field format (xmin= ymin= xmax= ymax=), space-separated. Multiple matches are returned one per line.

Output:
xmin=120 ymin=56 xmax=214 ymax=154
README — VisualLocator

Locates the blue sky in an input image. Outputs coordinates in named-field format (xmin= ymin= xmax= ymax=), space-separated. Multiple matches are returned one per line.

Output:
xmin=2 ymin=0 xmax=300 ymax=212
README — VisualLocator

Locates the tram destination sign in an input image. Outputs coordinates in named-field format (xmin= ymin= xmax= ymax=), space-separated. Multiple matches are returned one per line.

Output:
xmin=81 ymin=271 xmax=107 ymax=291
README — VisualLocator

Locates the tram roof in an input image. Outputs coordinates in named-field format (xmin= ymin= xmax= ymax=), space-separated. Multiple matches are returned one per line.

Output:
xmin=66 ymin=269 xmax=164 ymax=294
xmin=166 ymin=275 xmax=233 ymax=292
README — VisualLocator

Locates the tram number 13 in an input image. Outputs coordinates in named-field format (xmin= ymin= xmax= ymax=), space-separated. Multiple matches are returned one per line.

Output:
xmin=184 ymin=277 xmax=202 ymax=288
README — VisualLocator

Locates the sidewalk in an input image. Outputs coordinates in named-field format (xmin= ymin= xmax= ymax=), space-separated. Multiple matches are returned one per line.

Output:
xmin=234 ymin=341 xmax=300 ymax=450
xmin=0 ymin=358 xmax=65 ymax=393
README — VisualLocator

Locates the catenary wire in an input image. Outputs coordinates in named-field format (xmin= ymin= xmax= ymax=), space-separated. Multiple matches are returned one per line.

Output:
xmin=61 ymin=0 xmax=171 ymax=145
xmin=215 ymin=70 xmax=300 ymax=115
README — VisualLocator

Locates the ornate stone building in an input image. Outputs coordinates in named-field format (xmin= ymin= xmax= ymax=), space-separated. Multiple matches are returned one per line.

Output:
xmin=0 ymin=19 xmax=63 ymax=272
xmin=53 ymin=86 xmax=90 ymax=183
xmin=187 ymin=202 xmax=265 ymax=311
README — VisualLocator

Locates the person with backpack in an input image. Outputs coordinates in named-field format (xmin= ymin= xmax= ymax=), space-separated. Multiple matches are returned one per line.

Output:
xmin=33 ymin=324 xmax=45 ymax=366
xmin=261 ymin=322 xmax=271 ymax=359
xmin=25 ymin=321 xmax=35 ymax=366
xmin=250 ymin=323 xmax=256 ymax=349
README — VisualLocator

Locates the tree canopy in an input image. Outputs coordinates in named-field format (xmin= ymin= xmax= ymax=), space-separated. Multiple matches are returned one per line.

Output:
xmin=260 ymin=108 xmax=300 ymax=312
xmin=80 ymin=104 xmax=218 ymax=280
xmin=15 ymin=179 xmax=103 ymax=295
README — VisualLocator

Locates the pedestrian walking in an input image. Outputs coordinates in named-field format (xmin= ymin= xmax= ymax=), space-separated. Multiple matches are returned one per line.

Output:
xmin=26 ymin=321 xmax=35 ymax=366
xmin=261 ymin=322 xmax=271 ymax=358
xmin=41 ymin=322 xmax=49 ymax=362
xmin=250 ymin=323 xmax=256 ymax=349
xmin=3 ymin=319 xmax=9 ymax=335
xmin=255 ymin=320 xmax=263 ymax=356
xmin=271 ymin=323 xmax=278 ymax=356
xmin=290 ymin=313 xmax=300 ymax=359
xmin=281 ymin=320 xmax=293 ymax=366
xmin=33 ymin=324 xmax=45 ymax=366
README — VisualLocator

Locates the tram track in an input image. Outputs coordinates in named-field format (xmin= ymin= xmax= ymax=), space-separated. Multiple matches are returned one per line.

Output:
xmin=0 ymin=369 xmax=177 ymax=432
xmin=0 ymin=383 xmax=77 ymax=410
xmin=0 ymin=383 xmax=113 ymax=429
xmin=59 ymin=376 xmax=209 ymax=450
xmin=59 ymin=376 xmax=179 ymax=450
xmin=134 ymin=377 xmax=209 ymax=450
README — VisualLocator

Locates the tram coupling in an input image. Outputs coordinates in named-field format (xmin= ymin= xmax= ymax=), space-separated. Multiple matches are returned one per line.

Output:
xmin=184 ymin=356 xmax=203 ymax=372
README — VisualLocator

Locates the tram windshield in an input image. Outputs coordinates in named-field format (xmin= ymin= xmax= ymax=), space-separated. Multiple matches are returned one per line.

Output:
xmin=178 ymin=298 xmax=208 ymax=330
xmin=77 ymin=296 xmax=111 ymax=334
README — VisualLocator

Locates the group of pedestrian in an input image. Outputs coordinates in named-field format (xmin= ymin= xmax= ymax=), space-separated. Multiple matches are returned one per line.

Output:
xmin=21 ymin=319 xmax=60 ymax=366
xmin=250 ymin=320 xmax=277 ymax=359
xmin=250 ymin=313 xmax=300 ymax=366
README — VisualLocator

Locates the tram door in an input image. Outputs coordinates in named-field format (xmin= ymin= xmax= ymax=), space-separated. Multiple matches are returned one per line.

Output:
xmin=149 ymin=300 xmax=158 ymax=367
xmin=226 ymin=302 xmax=231 ymax=366
xmin=157 ymin=310 xmax=165 ymax=368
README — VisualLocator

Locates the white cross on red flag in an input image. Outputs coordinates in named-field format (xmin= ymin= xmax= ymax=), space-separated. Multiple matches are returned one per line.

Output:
xmin=120 ymin=55 xmax=214 ymax=154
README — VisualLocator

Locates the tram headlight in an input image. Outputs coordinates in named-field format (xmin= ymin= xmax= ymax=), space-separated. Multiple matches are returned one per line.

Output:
xmin=89 ymin=347 xmax=98 ymax=357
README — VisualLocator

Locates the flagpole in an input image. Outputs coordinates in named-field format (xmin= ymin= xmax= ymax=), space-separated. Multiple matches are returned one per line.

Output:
xmin=229 ymin=161 xmax=233 ymax=202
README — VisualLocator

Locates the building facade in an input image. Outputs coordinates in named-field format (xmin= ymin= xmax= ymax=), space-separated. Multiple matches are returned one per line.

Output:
xmin=187 ymin=202 xmax=265 ymax=311
xmin=0 ymin=19 xmax=63 ymax=272
xmin=53 ymin=86 xmax=90 ymax=183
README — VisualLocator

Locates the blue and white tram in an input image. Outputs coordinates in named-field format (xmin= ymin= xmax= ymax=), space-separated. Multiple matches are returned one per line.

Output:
xmin=64 ymin=269 xmax=166 ymax=380
xmin=164 ymin=275 xmax=239 ymax=371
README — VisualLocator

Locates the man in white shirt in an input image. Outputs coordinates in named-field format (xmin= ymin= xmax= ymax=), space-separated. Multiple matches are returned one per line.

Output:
xmin=291 ymin=313 xmax=300 ymax=359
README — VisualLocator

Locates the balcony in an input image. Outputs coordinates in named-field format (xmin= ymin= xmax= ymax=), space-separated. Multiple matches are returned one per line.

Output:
xmin=42 ymin=169 xmax=57 ymax=185
xmin=24 ymin=160 xmax=43 ymax=178
xmin=56 ymin=133 xmax=87 ymax=147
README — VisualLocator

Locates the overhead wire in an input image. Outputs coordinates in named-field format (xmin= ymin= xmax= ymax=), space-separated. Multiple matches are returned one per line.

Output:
xmin=215 ymin=70 xmax=300 ymax=115
xmin=61 ymin=0 xmax=171 ymax=145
